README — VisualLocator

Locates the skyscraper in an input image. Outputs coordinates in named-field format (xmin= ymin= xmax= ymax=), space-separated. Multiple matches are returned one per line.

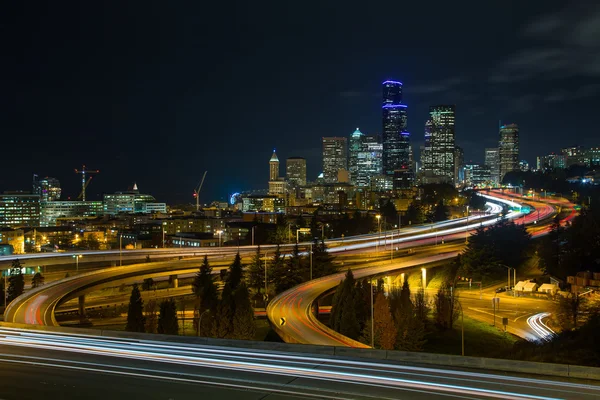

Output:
xmin=268 ymin=149 xmax=286 ymax=196
xmin=454 ymin=146 xmax=464 ymax=186
xmin=33 ymin=175 xmax=61 ymax=202
xmin=485 ymin=148 xmax=500 ymax=185
xmin=322 ymin=137 xmax=348 ymax=183
xmin=499 ymin=123 xmax=519 ymax=182
xmin=356 ymin=134 xmax=383 ymax=189
xmin=348 ymin=128 xmax=363 ymax=184
xmin=286 ymin=157 xmax=307 ymax=187
xmin=381 ymin=80 xmax=410 ymax=178
xmin=420 ymin=105 xmax=455 ymax=184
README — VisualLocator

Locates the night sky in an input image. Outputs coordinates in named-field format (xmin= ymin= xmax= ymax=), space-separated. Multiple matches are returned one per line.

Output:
xmin=4 ymin=2 xmax=600 ymax=204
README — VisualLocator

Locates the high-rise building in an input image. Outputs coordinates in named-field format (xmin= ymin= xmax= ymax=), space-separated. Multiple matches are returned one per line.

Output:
xmin=454 ymin=146 xmax=464 ymax=187
xmin=33 ymin=176 xmax=61 ymax=202
xmin=421 ymin=105 xmax=455 ymax=184
xmin=322 ymin=137 xmax=348 ymax=183
xmin=589 ymin=147 xmax=600 ymax=167
xmin=348 ymin=128 xmax=363 ymax=184
xmin=286 ymin=157 xmax=307 ymax=187
xmin=499 ymin=123 xmax=519 ymax=182
xmin=268 ymin=149 xmax=286 ymax=196
xmin=484 ymin=148 xmax=500 ymax=185
xmin=536 ymin=154 xmax=566 ymax=171
xmin=0 ymin=192 xmax=40 ymax=227
xmin=464 ymin=164 xmax=491 ymax=187
xmin=356 ymin=134 xmax=383 ymax=189
xmin=561 ymin=146 xmax=587 ymax=167
xmin=269 ymin=149 xmax=280 ymax=181
xmin=381 ymin=80 xmax=410 ymax=179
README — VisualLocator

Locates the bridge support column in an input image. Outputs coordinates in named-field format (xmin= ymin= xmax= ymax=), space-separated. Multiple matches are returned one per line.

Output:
xmin=78 ymin=295 xmax=86 ymax=317
xmin=170 ymin=275 xmax=178 ymax=288
xmin=110 ymin=261 xmax=117 ymax=267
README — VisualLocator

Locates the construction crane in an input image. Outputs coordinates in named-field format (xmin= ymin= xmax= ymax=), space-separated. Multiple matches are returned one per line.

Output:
xmin=193 ymin=171 xmax=207 ymax=211
xmin=74 ymin=165 xmax=99 ymax=202
xmin=77 ymin=177 xmax=93 ymax=200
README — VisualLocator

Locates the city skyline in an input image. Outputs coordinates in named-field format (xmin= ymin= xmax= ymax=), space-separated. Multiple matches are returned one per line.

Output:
xmin=4 ymin=2 xmax=600 ymax=202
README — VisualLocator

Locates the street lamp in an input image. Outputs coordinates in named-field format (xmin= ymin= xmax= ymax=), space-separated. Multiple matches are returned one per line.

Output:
xmin=376 ymin=214 xmax=381 ymax=253
xmin=264 ymin=251 xmax=269 ymax=303
xmin=119 ymin=234 xmax=122 ymax=267
xmin=216 ymin=230 xmax=223 ymax=247
xmin=465 ymin=205 xmax=470 ymax=243
xmin=421 ymin=267 xmax=427 ymax=290
xmin=73 ymin=254 xmax=82 ymax=272
xmin=370 ymin=277 xmax=374 ymax=348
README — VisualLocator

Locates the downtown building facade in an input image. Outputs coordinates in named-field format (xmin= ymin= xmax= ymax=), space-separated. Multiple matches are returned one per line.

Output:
xmin=286 ymin=157 xmax=307 ymax=187
xmin=485 ymin=148 xmax=500 ymax=185
xmin=0 ymin=192 xmax=40 ymax=227
xmin=322 ymin=137 xmax=348 ymax=183
xmin=348 ymin=128 xmax=383 ymax=189
xmin=499 ymin=123 xmax=519 ymax=182
xmin=420 ymin=105 xmax=456 ymax=185
xmin=33 ymin=175 xmax=61 ymax=202
xmin=381 ymin=80 xmax=411 ymax=188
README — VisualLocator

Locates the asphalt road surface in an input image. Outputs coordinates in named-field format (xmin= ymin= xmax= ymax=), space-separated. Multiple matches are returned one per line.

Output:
xmin=0 ymin=327 xmax=597 ymax=400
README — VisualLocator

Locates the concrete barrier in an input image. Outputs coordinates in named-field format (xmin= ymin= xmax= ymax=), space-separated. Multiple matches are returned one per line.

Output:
xmin=0 ymin=322 xmax=598 ymax=381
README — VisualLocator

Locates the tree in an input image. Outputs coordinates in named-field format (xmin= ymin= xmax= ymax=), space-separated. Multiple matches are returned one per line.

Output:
xmin=31 ymin=272 xmax=45 ymax=288
xmin=7 ymin=261 xmax=25 ymax=303
xmin=312 ymin=239 xmax=337 ymax=278
xmin=275 ymin=243 xmax=305 ymax=294
xmin=247 ymin=245 xmax=266 ymax=295
xmin=389 ymin=281 xmax=426 ymax=351
xmin=232 ymin=282 xmax=256 ymax=340
xmin=270 ymin=245 xmax=289 ymax=294
xmin=329 ymin=270 xmax=361 ymax=340
xmin=144 ymin=299 xmax=158 ymax=334
xmin=379 ymin=199 xmax=398 ymax=228
xmin=126 ymin=284 xmax=145 ymax=332
xmin=434 ymin=284 xmax=459 ymax=331
xmin=430 ymin=200 xmax=450 ymax=222
xmin=142 ymin=277 xmax=154 ymax=291
xmin=226 ymin=253 xmax=244 ymax=291
xmin=373 ymin=292 xmax=396 ymax=350
xmin=192 ymin=256 xmax=218 ymax=312
xmin=405 ymin=201 xmax=425 ymax=225
xmin=413 ymin=288 xmax=431 ymax=325
xmin=211 ymin=284 xmax=234 ymax=338
xmin=157 ymin=298 xmax=179 ymax=335
xmin=555 ymin=293 xmax=585 ymax=330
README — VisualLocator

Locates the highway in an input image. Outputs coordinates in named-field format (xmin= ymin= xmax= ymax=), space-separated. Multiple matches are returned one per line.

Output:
xmin=0 ymin=327 xmax=597 ymax=400
xmin=268 ymin=193 xmax=573 ymax=347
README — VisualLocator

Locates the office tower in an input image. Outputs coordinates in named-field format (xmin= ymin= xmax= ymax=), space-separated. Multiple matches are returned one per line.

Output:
xmin=537 ymin=154 xmax=566 ymax=171
xmin=322 ymin=137 xmax=348 ymax=183
xmin=589 ymin=147 xmax=600 ymax=167
xmin=454 ymin=145 xmax=464 ymax=187
xmin=268 ymin=149 xmax=286 ymax=196
xmin=356 ymin=134 xmax=383 ymax=189
xmin=421 ymin=105 xmax=455 ymax=184
xmin=485 ymin=148 xmax=500 ymax=185
xmin=33 ymin=175 xmax=62 ymax=202
xmin=499 ymin=123 xmax=519 ymax=181
xmin=381 ymin=80 xmax=410 ymax=178
xmin=40 ymin=201 xmax=104 ymax=227
xmin=269 ymin=149 xmax=280 ymax=181
xmin=286 ymin=157 xmax=307 ymax=187
xmin=348 ymin=128 xmax=363 ymax=184
xmin=561 ymin=146 xmax=587 ymax=167
xmin=0 ymin=191 xmax=40 ymax=227
xmin=464 ymin=164 xmax=491 ymax=187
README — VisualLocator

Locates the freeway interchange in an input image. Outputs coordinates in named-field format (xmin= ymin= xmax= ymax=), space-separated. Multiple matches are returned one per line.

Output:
xmin=0 ymin=191 xmax=591 ymax=398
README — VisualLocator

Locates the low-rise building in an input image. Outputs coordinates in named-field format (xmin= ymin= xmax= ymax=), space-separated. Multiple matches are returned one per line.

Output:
xmin=0 ymin=228 xmax=24 ymax=254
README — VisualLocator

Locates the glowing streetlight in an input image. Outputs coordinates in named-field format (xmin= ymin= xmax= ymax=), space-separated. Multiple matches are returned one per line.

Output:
xmin=73 ymin=254 xmax=82 ymax=272
xmin=216 ymin=230 xmax=223 ymax=247
xmin=376 ymin=214 xmax=381 ymax=253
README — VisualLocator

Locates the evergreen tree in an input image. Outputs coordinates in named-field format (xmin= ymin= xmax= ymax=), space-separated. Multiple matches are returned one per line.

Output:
xmin=390 ymin=281 xmax=426 ymax=351
xmin=373 ymin=292 xmax=396 ymax=350
xmin=434 ymin=284 xmax=459 ymax=331
xmin=312 ymin=239 xmax=337 ymax=278
xmin=354 ymin=279 xmax=371 ymax=332
xmin=232 ymin=282 xmax=256 ymax=340
xmin=211 ymin=284 xmax=234 ymax=338
xmin=413 ymin=288 xmax=431 ymax=325
xmin=31 ymin=272 xmax=44 ymax=288
xmin=247 ymin=245 xmax=265 ymax=295
xmin=126 ymin=284 xmax=145 ymax=332
xmin=226 ymin=252 xmax=244 ymax=291
xmin=142 ymin=277 xmax=154 ymax=291
xmin=405 ymin=201 xmax=425 ymax=225
xmin=157 ymin=298 xmax=179 ymax=335
xmin=270 ymin=245 xmax=289 ymax=294
xmin=329 ymin=280 xmax=344 ymax=331
xmin=192 ymin=255 xmax=219 ymax=312
xmin=144 ymin=299 xmax=158 ymax=334
xmin=430 ymin=200 xmax=450 ymax=222
xmin=7 ymin=261 xmax=25 ymax=302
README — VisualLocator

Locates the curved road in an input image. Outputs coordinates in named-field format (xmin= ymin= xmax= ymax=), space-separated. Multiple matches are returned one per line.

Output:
xmin=268 ymin=194 xmax=571 ymax=347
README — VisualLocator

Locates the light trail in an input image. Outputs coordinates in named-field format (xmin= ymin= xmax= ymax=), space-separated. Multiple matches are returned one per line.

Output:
xmin=527 ymin=313 xmax=556 ymax=342
xmin=0 ymin=327 xmax=596 ymax=399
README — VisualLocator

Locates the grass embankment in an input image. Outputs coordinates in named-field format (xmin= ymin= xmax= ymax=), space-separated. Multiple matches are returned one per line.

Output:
xmin=423 ymin=315 xmax=518 ymax=358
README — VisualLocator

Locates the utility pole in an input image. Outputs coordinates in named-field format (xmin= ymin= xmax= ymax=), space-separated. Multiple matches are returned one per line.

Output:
xmin=370 ymin=278 xmax=374 ymax=348
xmin=309 ymin=242 xmax=313 ymax=280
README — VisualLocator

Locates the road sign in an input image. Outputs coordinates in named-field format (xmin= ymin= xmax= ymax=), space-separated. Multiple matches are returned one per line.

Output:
xmin=279 ymin=317 xmax=286 ymax=326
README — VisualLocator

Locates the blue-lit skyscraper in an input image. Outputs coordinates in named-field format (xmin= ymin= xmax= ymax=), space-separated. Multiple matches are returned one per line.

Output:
xmin=382 ymin=80 xmax=410 ymax=186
